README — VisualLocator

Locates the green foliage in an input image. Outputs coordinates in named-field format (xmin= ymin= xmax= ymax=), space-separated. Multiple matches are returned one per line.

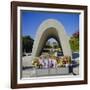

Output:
xmin=69 ymin=31 xmax=79 ymax=52
xmin=22 ymin=36 xmax=34 ymax=53
xmin=53 ymin=44 xmax=59 ymax=49
xmin=44 ymin=44 xmax=52 ymax=48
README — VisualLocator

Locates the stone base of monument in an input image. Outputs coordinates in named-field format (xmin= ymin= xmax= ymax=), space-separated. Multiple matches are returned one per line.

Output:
xmin=22 ymin=67 xmax=69 ymax=78
xmin=35 ymin=67 xmax=69 ymax=76
xmin=56 ymin=67 xmax=69 ymax=75
xmin=36 ymin=69 xmax=49 ymax=76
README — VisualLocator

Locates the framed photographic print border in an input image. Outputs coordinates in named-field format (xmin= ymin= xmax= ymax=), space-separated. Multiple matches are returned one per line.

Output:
xmin=11 ymin=1 xmax=88 ymax=89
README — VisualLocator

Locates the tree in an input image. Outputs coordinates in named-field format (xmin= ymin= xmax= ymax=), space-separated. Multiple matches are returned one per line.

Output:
xmin=73 ymin=31 xmax=79 ymax=38
xmin=69 ymin=31 xmax=79 ymax=52
xmin=22 ymin=36 xmax=34 ymax=53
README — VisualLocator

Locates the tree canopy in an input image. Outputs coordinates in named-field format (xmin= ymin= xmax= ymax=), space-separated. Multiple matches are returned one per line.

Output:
xmin=22 ymin=36 xmax=34 ymax=53
xmin=69 ymin=31 xmax=79 ymax=52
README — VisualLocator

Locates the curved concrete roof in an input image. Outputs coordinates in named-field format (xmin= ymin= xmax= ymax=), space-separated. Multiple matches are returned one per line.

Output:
xmin=32 ymin=19 xmax=72 ymax=58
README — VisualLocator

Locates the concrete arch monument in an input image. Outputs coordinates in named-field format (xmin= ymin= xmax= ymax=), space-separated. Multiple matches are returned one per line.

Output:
xmin=32 ymin=19 xmax=72 ymax=58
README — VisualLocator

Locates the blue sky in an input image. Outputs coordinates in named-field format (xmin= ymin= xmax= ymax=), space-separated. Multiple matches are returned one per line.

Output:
xmin=21 ymin=10 xmax=79 ymax=40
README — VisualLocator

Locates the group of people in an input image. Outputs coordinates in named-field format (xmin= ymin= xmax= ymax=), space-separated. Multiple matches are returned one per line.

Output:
xmin=38 ymin=56 xmax=57 ymax=69
xmin=32 ymin=55 xmax=71 ymax=69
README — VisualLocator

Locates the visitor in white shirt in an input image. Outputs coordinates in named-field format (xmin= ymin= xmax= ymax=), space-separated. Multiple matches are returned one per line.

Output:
xmin=39 ymin=56 xmax=44 ymax=68
xmin=43 ymin=56 xmax=49 ymax=69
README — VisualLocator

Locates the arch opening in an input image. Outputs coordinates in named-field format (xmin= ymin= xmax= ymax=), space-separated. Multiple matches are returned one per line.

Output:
xmin=40 ymin=37 xmax=64 ymax=57
xmin=35 ymin=27 xmax=63 ymax=56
